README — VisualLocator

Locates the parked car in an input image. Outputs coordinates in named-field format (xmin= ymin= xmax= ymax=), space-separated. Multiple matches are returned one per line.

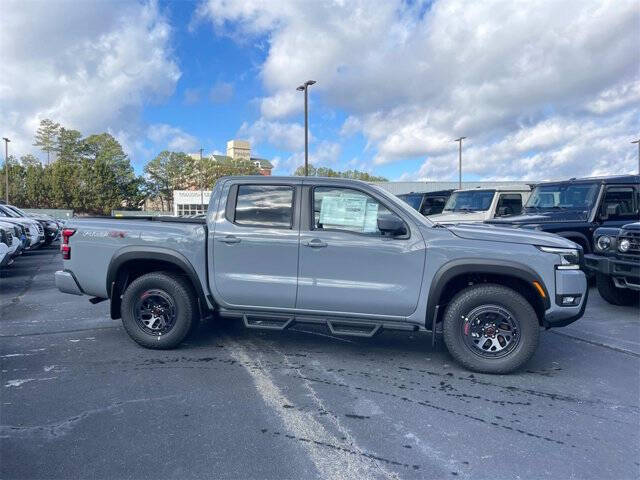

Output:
xmin=1 ymin=204 xmax=60 ymax=245
xmin=428 ymin=186 xmax=531 ymax=224
xmin=0 ymin=222 xmax=19 ymax=266
xmin=55 ymin=176 xmax=588 ymax=374
xmin=397 ymin=190 xmax=454 ymax=216
xmin=487 ymin=175 xmax=640 ymax=254
xmin=584 ymin=222 xmax=639 ymax=305
xmin=0 ymin=205 xmax=44 ymax=249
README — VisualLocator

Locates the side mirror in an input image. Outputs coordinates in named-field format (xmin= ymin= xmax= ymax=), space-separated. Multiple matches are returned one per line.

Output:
xmin=377 ymin=214 xmax=407 ymax=236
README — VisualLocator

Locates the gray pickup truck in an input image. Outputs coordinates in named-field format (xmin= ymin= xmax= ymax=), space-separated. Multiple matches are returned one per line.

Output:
xmin=55 ymin=176 xmax=588 ymax=373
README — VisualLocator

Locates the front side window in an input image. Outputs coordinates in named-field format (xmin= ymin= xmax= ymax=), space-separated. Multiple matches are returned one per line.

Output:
xmin=601 ymin=186 xmax=638 ymax=220
xmin=313 ymin=187 xmax=398 ymax=235
xmin=234 ymin=185 xmax=294 ymax=228
xmin=443 ymin=190 xmax=495 ymax=212
xmin=496 ymin=194 xmax=523 ymax=216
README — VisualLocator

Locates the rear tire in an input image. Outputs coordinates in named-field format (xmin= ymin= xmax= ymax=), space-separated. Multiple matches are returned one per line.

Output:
xmin=442 ymin=284 xmax=539 ymax=374
xmin=121 ymin=272 xmax=198 ymax=349
xmin=595 ymin=273 xmax=638 ymax=306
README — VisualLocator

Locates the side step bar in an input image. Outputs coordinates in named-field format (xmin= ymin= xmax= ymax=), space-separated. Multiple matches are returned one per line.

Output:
xmin=218 ymin=309 xmax=424 ymax=339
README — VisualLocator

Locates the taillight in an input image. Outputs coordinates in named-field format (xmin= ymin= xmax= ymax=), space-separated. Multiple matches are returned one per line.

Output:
xmin=61 ymin=228 xmax=76 ymax=260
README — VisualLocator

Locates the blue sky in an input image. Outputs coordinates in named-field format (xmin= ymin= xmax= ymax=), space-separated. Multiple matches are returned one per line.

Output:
xmin=3 ymin=0 xmax=639 ymax=181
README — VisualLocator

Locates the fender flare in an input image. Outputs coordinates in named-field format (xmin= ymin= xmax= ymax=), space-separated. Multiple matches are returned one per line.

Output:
xmin=106 ymin=246 xmax=208 ymax=319
xmin=426 ymin=259 xmax=550 ymax=326
xmin=553 ymin=231 xmax=591 ymax=253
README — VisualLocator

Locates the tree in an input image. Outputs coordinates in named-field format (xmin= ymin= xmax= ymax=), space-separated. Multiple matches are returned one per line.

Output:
xmin=294 ymin=163 xmax=388 ymax=182
xmin=55 ymin=128 xmax=83 ymax=162
xmin=33 ymin=119 xmax=60 ymax=165
xmin=144 ymin=151 xmax=194 ymax=211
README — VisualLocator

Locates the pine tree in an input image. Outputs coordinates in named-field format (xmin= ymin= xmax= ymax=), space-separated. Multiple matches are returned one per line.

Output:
xmin=33 ymin=119 xmax=60 ymax=165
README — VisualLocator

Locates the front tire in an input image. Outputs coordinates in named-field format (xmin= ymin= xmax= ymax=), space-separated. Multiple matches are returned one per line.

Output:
xmin=121 ymin=272 xmax=199 ymax=349
xmin=442 ymin=284 xmax=539 ymax=374
xmin=595 ymin=273 xmax=638 ymax=306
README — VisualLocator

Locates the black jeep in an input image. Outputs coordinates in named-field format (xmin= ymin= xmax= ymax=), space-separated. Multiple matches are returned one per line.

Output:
xmin=397 ymin=189 xmax=454 ymax=216
xmin=584 ymin=222 xmax=640 ymax=305
xmin=487 ymin=175 xmax=640 ymax=254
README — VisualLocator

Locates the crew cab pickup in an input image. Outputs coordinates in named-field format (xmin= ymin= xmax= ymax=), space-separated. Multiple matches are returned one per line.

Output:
xmin=55 ymin=176 xmax=588 ymax=374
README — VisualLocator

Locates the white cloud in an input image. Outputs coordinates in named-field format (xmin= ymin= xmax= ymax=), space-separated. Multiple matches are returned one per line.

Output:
xmin=183 ymin=88 xmax=202 ymax=105
xmin=198 ymin=0 xmax=640 ymax=179
xmin=209 ymin=81 xmax=234 ymax=103
xmin=238 ymin=118 xmax=306 ymax=151
xmin=0 ymin=0 xmax=180 ymax=161
xmin=147 ymin=124 xmax=200 ymax=152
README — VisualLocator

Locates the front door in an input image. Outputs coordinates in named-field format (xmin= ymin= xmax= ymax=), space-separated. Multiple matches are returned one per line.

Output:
xmin=296 ymin=184 xmax=426 ymax=318
xmin=211 ymin=181 xmax=300 ymax=309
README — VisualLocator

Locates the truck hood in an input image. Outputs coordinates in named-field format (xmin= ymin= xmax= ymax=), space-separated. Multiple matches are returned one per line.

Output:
xmin=428 ymin=211 xmax=487 ymax=224
xmin=446 ymin=223 xmax=579 ymax=248
xmin=487 ymin=209 xmax=590 ymax=225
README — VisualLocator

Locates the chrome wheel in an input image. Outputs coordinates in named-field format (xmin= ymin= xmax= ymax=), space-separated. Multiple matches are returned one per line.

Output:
xmin=133 ymin=289 xmax=177 ymax=336
xmin=461 ymin=304 xmax=520 ymax=358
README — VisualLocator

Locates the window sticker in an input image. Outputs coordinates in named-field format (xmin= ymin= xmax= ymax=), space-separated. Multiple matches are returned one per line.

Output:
xmin=320 ymin=193 xmax=369 ymax=229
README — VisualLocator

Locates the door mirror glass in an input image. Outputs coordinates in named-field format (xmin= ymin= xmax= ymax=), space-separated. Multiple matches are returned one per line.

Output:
xmin=377 ymin=214 xmax=407 ymax=236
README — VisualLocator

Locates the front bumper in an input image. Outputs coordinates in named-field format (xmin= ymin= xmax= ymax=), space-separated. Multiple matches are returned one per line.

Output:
xmin=54 ymin=270 xmax=84 ymax=296
xmin=542 ymin=268 xmax=589 ymax=328
xmin=584 ymin=254 xmax=640 ymax=290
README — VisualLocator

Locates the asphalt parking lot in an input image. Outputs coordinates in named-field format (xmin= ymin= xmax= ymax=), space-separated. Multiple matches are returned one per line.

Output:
xmin=1 ymin=245 xmax=639 ymax=480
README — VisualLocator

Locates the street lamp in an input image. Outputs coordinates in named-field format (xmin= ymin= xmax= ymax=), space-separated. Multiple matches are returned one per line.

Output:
xmin=3 ymin=137 xmax=10 ymax=204
xmin=632 ymin=139 xmax=640 ymax=175
xmin=296 ymin=80 xmax=316 ymax=176
xmin=453 ymin=136 xmax=466 ymax=189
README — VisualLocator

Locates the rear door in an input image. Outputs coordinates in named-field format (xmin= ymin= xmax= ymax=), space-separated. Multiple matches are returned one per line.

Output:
xmin=211 ymin=179 xmax=301 ymax=309
xmin=296 ymin=182 xmax=426 ymax=318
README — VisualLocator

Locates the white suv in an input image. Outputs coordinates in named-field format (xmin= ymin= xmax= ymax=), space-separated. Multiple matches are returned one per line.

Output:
xmin=428 ymin=186 xmax=531 ymax=225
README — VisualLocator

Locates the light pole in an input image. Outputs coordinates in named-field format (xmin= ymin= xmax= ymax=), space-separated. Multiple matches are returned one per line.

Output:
xmin=632 ymin=139 xmax=640 ymax=175
xmin=453 ymin=136 xmax=466 ymax=189
xmin=296 ymin=80 xmax=316 ymax=176
xmin=3 ymin=137 xmax=10 ymax=204
xmin=199 ymin=147 xmax=204 ymax=212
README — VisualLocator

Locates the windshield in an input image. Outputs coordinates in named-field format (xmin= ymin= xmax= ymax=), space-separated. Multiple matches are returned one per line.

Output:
xmin=443 ymin=190 xmax=495 ymax=212
xmin=525 ymin=182 xmax=599 ymax=212
xmin=5 ymin=205 xmax=26 ymax=217
xmin=397 ymin=193 xmax=423 ymax=210
xmin=0 ymin=206 xmax=20 ymax=218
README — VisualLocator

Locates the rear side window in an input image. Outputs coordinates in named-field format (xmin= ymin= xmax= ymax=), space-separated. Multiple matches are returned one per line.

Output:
xmin=601 ymin=186 xmax=638 ymax=220
xmin=234 ymin=185 xmax=294 ymax=228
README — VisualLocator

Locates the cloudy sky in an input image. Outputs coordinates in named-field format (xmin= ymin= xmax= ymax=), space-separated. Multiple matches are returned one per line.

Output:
xmin=1 ymin=0 xmax=638 ymax=180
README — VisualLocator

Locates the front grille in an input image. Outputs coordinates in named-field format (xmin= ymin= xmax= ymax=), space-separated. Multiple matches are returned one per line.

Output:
xmin=13 ymin=226 xmax=20 ymax=236
xmin=37 ymin=224 xmax=44 ymax=234
xmin=618 ymin=230 xmax=640 ymax=260
xmin=6 ymin=232 xmax=13 ymax=246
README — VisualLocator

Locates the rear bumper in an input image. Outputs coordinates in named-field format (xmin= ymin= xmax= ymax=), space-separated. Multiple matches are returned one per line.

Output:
xmin=55 ymin=270 xmax=84 ymax=296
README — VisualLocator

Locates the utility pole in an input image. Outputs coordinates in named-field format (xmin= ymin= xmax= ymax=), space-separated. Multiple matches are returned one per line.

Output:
xmin=199 ymin=148 xmax=204 ymax=212
xmin=453 ymin=137 xmax=466 ymax=189
xmin=632 ymin=139 xmax=640 ymax=175
xmin=296 ymin=80 xmax=316 ymax=176
xmin=3 ymin=137 xmax=10 ymax=204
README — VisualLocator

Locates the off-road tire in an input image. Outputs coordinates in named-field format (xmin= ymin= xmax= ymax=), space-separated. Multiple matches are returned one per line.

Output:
xmin=442 ymin=284 xmax=539 ymax=374
xmin=121 ymin=272 xmax=198 ymax=349
xmin=595 ymin=273 xmax=639 ymax=306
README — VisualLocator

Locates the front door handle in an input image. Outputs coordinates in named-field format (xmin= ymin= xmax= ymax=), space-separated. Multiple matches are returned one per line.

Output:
xmin=304 ymin=239 xmax=327 ymax=248
xmin=218 ymin=235 xmax=241 ymax=244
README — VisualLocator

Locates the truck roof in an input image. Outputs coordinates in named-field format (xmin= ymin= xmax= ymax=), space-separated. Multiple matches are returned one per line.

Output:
xmin=451 ymin=185 xmax=531 ymax=193
xmin=534 ymin=174 xmax=639 ymax=186
xmin=217 ymin=175 xmax=374 ymax=187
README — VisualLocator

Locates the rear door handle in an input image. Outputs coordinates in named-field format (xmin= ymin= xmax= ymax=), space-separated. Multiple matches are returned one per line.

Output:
xmin=304 ymin=239 xmax=327 ymax=248
xmin=218 ymin=235 xmax=241 ymax=244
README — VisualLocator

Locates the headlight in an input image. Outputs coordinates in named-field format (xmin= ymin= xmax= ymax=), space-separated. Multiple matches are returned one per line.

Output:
xmin=595 ymin=235 xmax=612 ymax=251
xmin=537 ymin=246 xmax=580 ymax=269
xmin=619 ymin=239 xmax=630 ymax=253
